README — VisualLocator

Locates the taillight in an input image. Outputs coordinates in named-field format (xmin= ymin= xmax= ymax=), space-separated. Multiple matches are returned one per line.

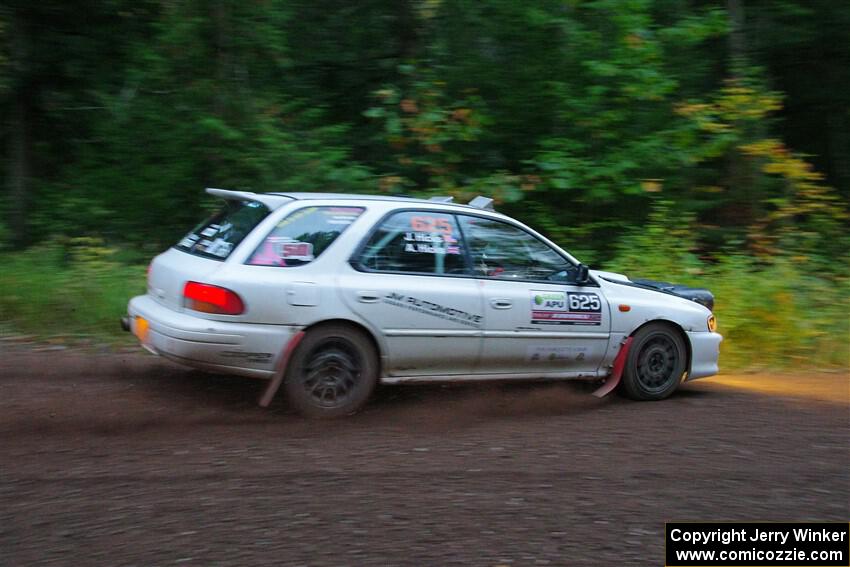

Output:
xmin=183 ymin=281 xmax=245 ymax=315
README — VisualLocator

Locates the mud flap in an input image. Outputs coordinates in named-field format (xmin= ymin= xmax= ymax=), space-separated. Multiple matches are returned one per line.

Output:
xmin=258 ymin=331 xmax=305 ymax=408
xmin=592 ymin=336 xmax=633 ymax=398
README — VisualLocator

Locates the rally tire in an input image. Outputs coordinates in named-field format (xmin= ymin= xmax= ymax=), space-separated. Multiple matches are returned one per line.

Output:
xmin=620 ymin=322 xmax=687 ymax=401
xmin=284 ymin=325 xmax=378 ymax=418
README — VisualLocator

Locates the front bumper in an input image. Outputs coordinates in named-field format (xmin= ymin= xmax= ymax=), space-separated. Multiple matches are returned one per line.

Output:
xmin=126 ymin=294 xmax=300 ymax=379
xmin=685 ymin=331 xmax=723 ymax=380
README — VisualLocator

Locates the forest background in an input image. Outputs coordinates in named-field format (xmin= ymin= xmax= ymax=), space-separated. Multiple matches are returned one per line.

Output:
xmin=1 ymin=0 xmax=848 ymax=370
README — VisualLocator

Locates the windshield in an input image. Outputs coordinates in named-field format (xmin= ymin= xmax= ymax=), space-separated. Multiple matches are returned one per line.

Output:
xmin=175 ymin=200 xmax=270 ymax=260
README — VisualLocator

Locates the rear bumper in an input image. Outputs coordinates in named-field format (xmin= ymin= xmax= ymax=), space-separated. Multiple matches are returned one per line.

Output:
xmin=685 ymin=331 xmax=723 ymax=380
xmin=126 ymin=294 xmax=300 ymax=379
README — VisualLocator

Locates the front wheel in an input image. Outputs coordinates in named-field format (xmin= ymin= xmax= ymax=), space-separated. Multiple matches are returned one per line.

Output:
xmin=620 ymin=323 xmax=687 ymax=401
xmin=284 ymin=325 xmax=378 ymax=418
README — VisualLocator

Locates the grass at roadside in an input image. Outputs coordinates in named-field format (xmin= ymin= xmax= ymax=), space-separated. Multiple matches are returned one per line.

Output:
xmin=0 ymin=242 xmax=146 ymax=345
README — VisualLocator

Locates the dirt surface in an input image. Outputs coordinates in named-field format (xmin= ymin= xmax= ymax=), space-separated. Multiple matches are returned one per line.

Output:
xmin=1 ymin=346 xmax=848 ymax=566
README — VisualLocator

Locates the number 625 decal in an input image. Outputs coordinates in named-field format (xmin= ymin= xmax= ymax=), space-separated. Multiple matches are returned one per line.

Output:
xmin=568 ymin=292 xmax=601 ymax=312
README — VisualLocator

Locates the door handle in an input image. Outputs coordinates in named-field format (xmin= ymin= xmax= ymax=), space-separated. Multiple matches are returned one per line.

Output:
xmin=357 ymin=291 xmax=380 ymax=303
xmin=490 ymin=298 xmax=513 ymax=309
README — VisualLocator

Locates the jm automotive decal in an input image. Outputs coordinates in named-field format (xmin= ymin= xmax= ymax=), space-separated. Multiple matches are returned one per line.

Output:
xmin=383 ymin=292 xmax=483 ymax=328
xmin=530 ymin=290 xmax=602 ymax=326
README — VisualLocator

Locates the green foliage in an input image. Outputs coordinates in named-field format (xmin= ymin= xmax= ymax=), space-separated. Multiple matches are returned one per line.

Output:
xmin=706 ymin=256 xmax=850 ymax=370
xmin=608 ymin=201 xmax=703 ymax=280
xmin=10 ymin=0 xmax=380 ymax=250
xmin=673 ymin=79 xmax=850 ymax=263
xmin=608 ymin=202 xmax=850 ymax=371
xmin=365 ymin=64 xmax=513 ymax=200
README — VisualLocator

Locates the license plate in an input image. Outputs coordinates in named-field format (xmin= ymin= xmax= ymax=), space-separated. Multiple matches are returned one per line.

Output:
xmin=134 ymin=316 xmax=150 ymax=343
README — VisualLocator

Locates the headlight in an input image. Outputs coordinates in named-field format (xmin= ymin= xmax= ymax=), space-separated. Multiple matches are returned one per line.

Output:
xmin=707 ymin=314 xmax=717 ymax=332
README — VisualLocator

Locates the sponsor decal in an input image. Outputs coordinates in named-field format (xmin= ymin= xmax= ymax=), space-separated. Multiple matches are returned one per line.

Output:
xmin=274 ymin=207 xmax=316 ymax=229
xmin=219 ymin=351 xmax=273 ymax=363
xmin=526 ymin=345 xmax=589 ymax=362
xmin=325 ymin=207 xmax=363 ymax=225
xmin=206 ymin=237 xmax=234 ymax=257
xmin=530 ymin=290 xmax=602 ymax=326
xmin=280 ymin=242 xmax=313 ymax=260
xmin=402 ymin=238 xmax=461 ymax=255
xmin=326 ymin=217 xmax=357 ymax=225
xmin=410 ymin=215 xmax=454 ymax=237
xmin=402 ymin=215 xmax=462 ymax=255
xmin=402 ymin=232 xmax=461 ymax=255
xmin=268 ymin=238 xmax=314 ymax=261
xmin=178 ymin=233 xmax=199 ymax=248
xmin=383 ymin=292 xmax=482 ymax=327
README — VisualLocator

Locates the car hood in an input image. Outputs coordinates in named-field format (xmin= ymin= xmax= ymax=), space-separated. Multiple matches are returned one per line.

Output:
xmin=590 ymin=269 xmax=630 ymax=282
xmin=591 ymin=269 xmax=715 ymax=312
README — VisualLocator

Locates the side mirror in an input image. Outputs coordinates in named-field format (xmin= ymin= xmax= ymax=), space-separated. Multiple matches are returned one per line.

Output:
xmin=575 ymin=263 xmax=590 ymax=285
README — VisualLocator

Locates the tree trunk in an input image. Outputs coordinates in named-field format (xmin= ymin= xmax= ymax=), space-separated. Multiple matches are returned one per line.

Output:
xmin=213 ymin=0 xmax=231 ymax=118
xmin=724 ymin=0 xmax=757 ymax=238
xmin=826 ymin=112 xmax=850 ymax=198
xmin=7 ymin=9 xmax=31 ymax=249
xmin=727 ymin=0 xmax=746 ymax=75
xmin=395 ymin=0 xmax=418 ymax=60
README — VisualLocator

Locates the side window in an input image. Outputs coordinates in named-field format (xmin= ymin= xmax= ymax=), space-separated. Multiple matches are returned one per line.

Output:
xmin=247 ymin=206 xmax=363 ymax=267
xmin=458 ymin=215 xmax=574 ymax=282
xmin=357 ymin=211 xmax=468 ymax=275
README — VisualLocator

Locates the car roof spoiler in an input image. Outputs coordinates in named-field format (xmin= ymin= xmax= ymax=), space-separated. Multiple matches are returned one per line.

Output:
xmin=429 ymin=194 xmax=496 ymax=210
xmin=205 ymin=188 xmax=295 ymax=211
xmin=468 ymin=196 xmax=495 ymax=211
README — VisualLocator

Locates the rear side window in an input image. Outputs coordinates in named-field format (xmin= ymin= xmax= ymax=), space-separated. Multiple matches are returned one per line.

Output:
xmin=356 ymin=211 xmax=468 ymax=275
xmin=176 ymin=200 xmax=270 ymax=260
xmin=247 ymin=206 xmax=364 ymax=267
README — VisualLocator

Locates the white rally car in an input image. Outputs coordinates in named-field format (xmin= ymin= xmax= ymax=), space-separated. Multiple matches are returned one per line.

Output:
xmin=124 ymin=189 xmax=721 ymax=417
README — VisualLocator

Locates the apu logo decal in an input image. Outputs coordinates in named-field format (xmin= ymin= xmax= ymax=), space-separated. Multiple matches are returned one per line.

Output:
xmin=530 ymin=291 xmax=602 ymax=325
xmin=533 ymin=291 xmax=567 ymax=310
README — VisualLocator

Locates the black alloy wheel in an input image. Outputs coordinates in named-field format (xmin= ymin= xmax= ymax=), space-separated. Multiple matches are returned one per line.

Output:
xmin=302 ymin=340 xmax=362 ymax=408
xmin=284 ymin=325 xmax=378 ymax=418
xmin=620 ymin=322 xmax=687 ymax=401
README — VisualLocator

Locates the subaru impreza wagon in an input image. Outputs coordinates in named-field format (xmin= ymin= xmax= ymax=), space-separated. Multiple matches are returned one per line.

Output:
xmin=124 ymin=189 xmax=721 ymax=417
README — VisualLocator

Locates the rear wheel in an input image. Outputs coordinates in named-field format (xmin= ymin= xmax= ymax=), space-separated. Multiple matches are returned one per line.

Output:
xmin=284 ymin=325 xmax=378 ymax=418
xmin=620 ymin=323 xmax=687 ymax=401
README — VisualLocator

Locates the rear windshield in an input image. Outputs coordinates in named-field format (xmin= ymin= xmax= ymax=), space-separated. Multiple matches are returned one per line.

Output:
xmin=247 ymin=206 xmax=364 ymax=267
xmin=176 ymin=200 xmax=270 ymax=260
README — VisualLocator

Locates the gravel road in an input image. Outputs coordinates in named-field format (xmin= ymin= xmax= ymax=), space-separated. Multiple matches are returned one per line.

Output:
xmin=1 ymin=347 xmax=847 ymax=566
